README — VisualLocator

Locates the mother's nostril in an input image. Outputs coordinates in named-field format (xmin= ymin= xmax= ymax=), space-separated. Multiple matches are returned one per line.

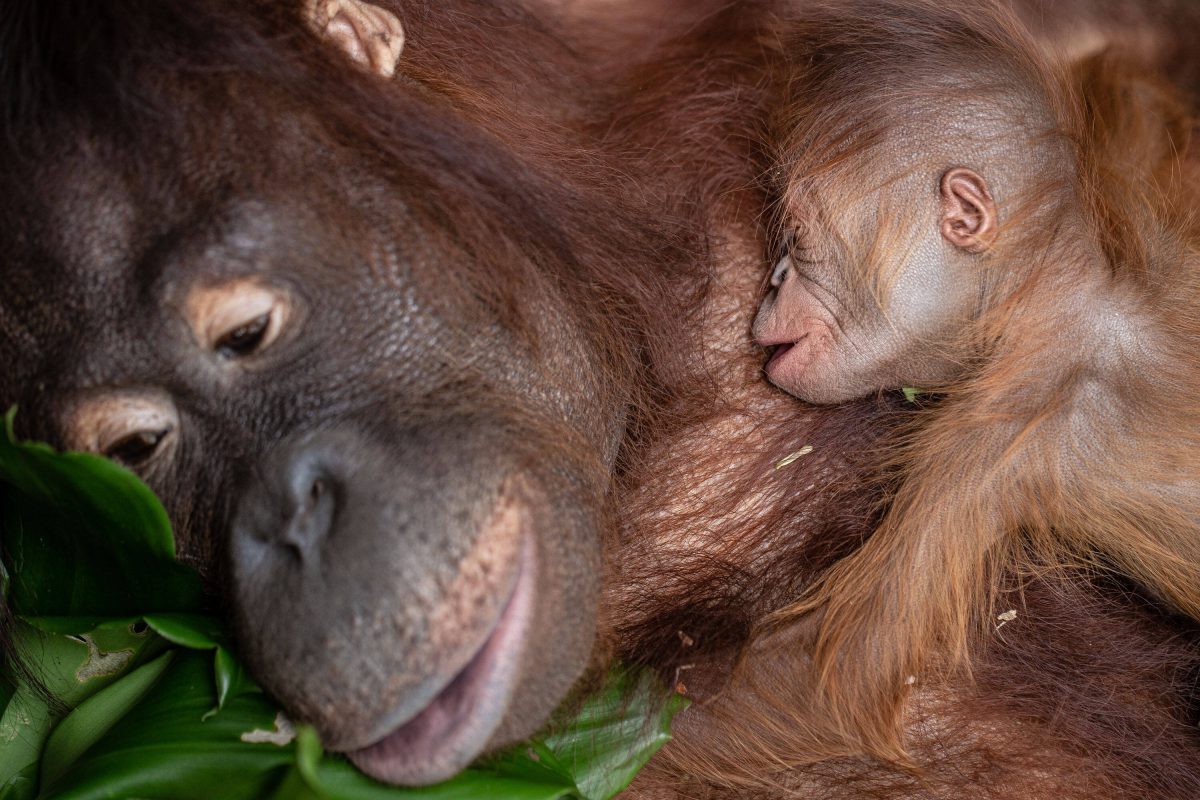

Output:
xmin=234 ymin=447 xmax=342 ymax=565
xmin=276 ymin=467 xmax=338 ymax=559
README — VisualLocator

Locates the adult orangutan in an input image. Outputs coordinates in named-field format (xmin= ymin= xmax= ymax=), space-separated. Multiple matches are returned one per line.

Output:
xmin=0 ymin=0 xmax=707 ymax=787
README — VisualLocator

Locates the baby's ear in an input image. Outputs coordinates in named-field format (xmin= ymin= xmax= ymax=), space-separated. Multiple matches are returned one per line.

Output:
xmin=307 ymin=0 xmax=405 ymax=78
xmin=940 ymin=167 xmax=998 ymax=254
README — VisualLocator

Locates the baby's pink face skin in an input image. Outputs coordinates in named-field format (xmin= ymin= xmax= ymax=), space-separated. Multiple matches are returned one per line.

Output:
xmin=754 ymin=253 xmax=844 ymax=402
xmin=753 ymin=169 xmax=999 ymax=404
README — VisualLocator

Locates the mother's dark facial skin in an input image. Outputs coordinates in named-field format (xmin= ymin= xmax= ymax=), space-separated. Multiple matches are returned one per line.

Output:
xmin=0 ymin=0 xmax=644 ymax=785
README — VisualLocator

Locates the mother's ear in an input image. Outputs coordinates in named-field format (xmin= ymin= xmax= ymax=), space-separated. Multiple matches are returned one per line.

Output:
xmin=306 ymin=0 xmax=405 ymax=78
xmin=939 ymin=167 xmax=998 ymax=254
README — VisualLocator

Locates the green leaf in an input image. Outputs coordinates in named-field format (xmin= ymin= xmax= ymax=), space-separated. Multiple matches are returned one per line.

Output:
xmin=40 ymin=651 xmax=175 ymax=787
xmin=0 ymin=684 xmax=53 ymax=792
xmin=144 ymin=614 xmax=224 ymax=651
xmin=0 ymin=763 xmax=36 ymax=800
xmin=0 ymin=619 xmax=166 ymax=790
xmin=295 ymin=725 xmax=324 ymax=787
xmin=308 ymin=758 xmax=575 ymax=800
xmin=214 ymin=646 xmax=255 ymax=711
xmin=901 ymin=387 xmax=924 ymax=403
xmin=21 ymin=617 xmax=136 ymax=637
xmin=0 ymin=409 xmax=204 ymax=618
xmin=37 ymin=652 xmax=291 ymax=800
xmin=493 ymin=670 xmax=686 ymax=800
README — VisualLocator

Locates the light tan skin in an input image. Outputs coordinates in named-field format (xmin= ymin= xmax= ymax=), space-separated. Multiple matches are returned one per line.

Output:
xmin=753 ymin=166 xmax=998 ymax=403
xmin=306 ymin=0 xmax=405 ymax=78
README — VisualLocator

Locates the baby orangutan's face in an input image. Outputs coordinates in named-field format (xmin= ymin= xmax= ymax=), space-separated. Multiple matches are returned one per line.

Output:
xmin=753 ymin=167 xmax=998 ymax=404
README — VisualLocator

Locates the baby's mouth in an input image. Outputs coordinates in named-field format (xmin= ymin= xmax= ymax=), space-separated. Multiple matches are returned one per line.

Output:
xmin=766 ymin=338 xmax=801 ymax=368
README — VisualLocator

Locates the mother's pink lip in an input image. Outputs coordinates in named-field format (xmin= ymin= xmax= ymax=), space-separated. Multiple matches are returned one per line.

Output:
xmin=346 ymin=538 xmax=536 ymax=786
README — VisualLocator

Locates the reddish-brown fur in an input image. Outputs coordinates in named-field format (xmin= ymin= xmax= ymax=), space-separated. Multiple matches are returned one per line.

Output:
xmin=563 ymin=1 xmax=1200 ymax=797
xmin=5 ymin=1 xmax=1200 ymax=796
xmin=749 ymin=0 xmax=1200 ymax=761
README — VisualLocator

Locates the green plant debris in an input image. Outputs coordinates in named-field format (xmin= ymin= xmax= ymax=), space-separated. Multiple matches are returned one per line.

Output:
xmin=0 ymin=409 xmax=684 ymax=799
xmin=901 ymin=387 xmax=924 ymax=403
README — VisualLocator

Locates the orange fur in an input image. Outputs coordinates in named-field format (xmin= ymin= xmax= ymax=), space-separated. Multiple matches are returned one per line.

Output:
xmin=761 ymin=0 xmax=1200 ymax=766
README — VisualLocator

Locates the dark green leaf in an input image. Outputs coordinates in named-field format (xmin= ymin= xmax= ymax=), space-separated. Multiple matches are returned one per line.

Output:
xmin=214 ymin=646 xmax=255 ymax=711
xmin=39 ymin=652 xmax=291 ymax=800
xmin=0 ymin=685 xmax=53 ymax=791
xmin=488 ymin=670 xmax=685 ymax=800
xmin=0 ymin=409 xmax=203 ymax=618
xmin=144 ymin=615 xmax=224 ymax=651
xmin=0 ymin=764 xmax=36 ymax=800
xmin=0 ymin=619 xmax=166 ymax=790
xmin=309 ymin=758 xmax=574 ymax=800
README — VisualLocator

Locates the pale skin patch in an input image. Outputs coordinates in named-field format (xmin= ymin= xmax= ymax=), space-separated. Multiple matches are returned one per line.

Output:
xmin=753 ymin=166 xmax=999 ymax=403
xmin=427 ymin=486 xmax=527 ymax=660
xmin=306 ymin=0 xmax=406 ymax=78
xmin=67 ymin=391 xmax=179 ymax=466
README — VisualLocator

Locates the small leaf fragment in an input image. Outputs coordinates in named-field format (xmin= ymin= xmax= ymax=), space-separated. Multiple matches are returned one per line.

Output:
xmin=774 ymin=446 xmax=814 ymax=470
xmin=995 ymin=609 xmax=1018 ymax=630
xmin=241 ymin=712 xmax=297 ymax=747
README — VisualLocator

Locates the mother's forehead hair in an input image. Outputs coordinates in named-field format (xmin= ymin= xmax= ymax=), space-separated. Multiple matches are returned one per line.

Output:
xmin=0 ymin=2 xmax=600 ymax=310
xmin=0 ymin=0 xmax=700 ymax=433
xmin=0 ymin=1 xmax=531 ymax=200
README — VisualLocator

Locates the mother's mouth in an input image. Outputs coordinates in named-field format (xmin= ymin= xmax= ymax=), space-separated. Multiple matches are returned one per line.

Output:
xmin=346 ymin=538 xmax=536 ymax=786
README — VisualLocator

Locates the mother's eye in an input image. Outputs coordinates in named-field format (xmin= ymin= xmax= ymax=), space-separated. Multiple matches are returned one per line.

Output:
xmin=69 ymin=393 xmax=180 ymax=471
xmin=185 ymin=278 xmax=293 ymax=361
xmin=216 ymin=312 xmax=272 ymax=358
xmin=105 ymin=427 xmax=172 ymax=468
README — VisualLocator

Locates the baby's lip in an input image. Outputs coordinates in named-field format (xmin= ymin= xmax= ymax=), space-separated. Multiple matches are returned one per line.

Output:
xmin=765 ymin=335 xmax=820 ymax=380
xmin=759 ymin=319 xmax=835 ymax=387
xmin=754 ymin=330 xmax=800 ymax=349
xmin=765 ymin=337 xmax=804 ymax=368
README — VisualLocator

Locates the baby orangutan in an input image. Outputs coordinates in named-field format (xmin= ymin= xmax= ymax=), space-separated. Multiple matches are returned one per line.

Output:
xmin=752 ymin=0 xmax=1200 ymax=763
